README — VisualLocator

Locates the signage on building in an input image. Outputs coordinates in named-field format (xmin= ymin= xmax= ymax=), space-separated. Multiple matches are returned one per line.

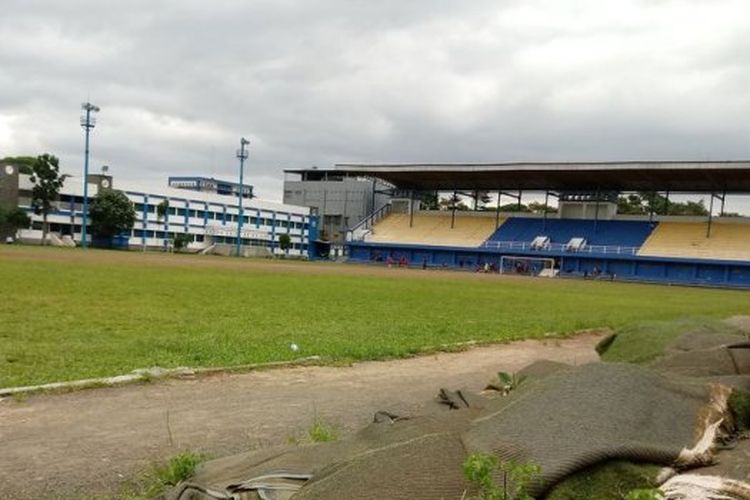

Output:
xmin=205 ymin=224 xmax=270 ymax=240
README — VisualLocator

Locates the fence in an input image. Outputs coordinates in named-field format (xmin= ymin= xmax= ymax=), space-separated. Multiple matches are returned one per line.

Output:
xmin=480 ymin=240 xmax=641 ymax=255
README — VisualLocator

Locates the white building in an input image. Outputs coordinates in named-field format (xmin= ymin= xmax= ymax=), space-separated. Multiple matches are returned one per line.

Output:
xmin=12 ymin=172 xmax=316 ymax=257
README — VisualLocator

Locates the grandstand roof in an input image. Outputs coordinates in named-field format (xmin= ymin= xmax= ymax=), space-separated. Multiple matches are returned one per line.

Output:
xmin=328 ymin=161 xmax=750 ymax=192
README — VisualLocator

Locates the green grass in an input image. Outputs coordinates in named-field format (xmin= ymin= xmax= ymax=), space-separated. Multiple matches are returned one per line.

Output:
xmin=730 ymin=389 xmax=750 ymax=431
xmin=546 ymin=461 xmax=661 ymax=500
xmin=599 ymin=317 xmax=744 ymax=365
xmin=149 ymin=451 xmax=204 ymax=490
xmin=83 ymin=451 xmax=205 ymax=500
xmin=308 ymin=418 xmax=338 ymax=442
xmin=2 ymin=246 xmax=750 ymax=387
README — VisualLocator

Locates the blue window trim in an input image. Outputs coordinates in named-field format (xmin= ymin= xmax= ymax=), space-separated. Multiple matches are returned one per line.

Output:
xmin=142 ymin=194 xmax=148 ymax=245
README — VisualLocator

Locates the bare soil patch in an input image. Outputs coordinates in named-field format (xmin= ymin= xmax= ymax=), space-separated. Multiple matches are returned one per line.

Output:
xmin=0 ymin=334 xmax=600 ymax=499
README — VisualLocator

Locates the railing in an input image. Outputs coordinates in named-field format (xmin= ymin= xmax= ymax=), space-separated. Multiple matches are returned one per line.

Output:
xmin=346 ymin=202 xmax=392 ymax=242
xmin=481 ymin=240 xmax=641 ymax=255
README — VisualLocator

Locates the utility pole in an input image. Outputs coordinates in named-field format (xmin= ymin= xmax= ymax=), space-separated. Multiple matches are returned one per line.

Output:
xmin=80 ymin=102 xmax=100 ymax=249
xmin=236 ymin=137 xmax=250 ymax=257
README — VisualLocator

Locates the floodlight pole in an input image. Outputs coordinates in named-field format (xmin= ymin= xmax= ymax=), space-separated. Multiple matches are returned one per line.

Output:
xmin=236 ymin=137 xmax=250 ymax=257
xmin=80 ymin=102 xmax=100 ymax=249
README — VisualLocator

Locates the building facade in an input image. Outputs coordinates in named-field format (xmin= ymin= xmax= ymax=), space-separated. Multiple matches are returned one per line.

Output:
xmin=0 ymin=165 xmax=316 ymax=257
xmin=283 ymin=169 xmax=392 ymax=243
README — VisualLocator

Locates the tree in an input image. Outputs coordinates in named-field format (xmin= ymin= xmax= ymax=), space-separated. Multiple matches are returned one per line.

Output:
xmin=419 ymin=192 xmax=439 ymax=210
xmin=617 ymin=194 xmax=648 ymax=215
xmin=616 ymin=192 xmax=709 ymax=216
xmin=89 ymin=189 xmax=136 ymax=241
xmin=157 ymin=199 xmax=169 ymax=220
xmin=498 ymin=202 xmax=531 ymax=213
xmin=527 ymin=201 xmax=557 ymax=214
xmin=1 ymin=156 xmax=36 ymax=175
xmin=29 ymin=154 xmax=67 ymax=245
xmin=4 ymin=208 xmax=31 ymax=240
xmin=173 ymin=233 xmax=191 ymax=251
xmin=278 ymin=233 xmax=291 ymax=256
xmin=439 ymin=193 xmax=469 ymax=211
xmin=473 ymin=190 xmax=492 ymax=210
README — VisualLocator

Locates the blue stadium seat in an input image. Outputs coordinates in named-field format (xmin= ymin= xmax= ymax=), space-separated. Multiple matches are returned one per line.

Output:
xmin=486 ymin=218 xmax=656 ymax=248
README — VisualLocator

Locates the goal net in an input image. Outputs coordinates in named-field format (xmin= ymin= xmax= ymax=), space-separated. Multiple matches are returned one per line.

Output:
xmin=499 ymin=256 xmax=557 ymax=277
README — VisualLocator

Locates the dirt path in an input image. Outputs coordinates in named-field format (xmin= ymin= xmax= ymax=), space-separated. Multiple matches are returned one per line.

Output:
xmin=0 ymin=334 xmax=600 ymax=499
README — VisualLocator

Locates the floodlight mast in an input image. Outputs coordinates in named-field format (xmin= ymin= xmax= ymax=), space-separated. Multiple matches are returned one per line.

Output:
xmin=80 ymin=102 xmax=100 ymax=249
xmin=236 ymin=137 xmax=250 ymax=257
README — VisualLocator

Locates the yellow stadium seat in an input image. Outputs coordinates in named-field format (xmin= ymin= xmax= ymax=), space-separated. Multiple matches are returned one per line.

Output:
xmin=367 ymin=212 xmax=500 ymax=247
xmin=638 ymin=221 xmax=750 ymax=261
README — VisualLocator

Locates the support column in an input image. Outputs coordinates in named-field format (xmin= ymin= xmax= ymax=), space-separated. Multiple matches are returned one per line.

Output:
xmin=322 ymin=189 xmax=328 ymax=239
xmin=409 ymin=190 xmax=415 ymax=228
xmin=451 ymin=190 xmax=457 ymax=229
xmin=593 ymin=189 xmax=600 ymax=233
xmin=343 ymin=188 xmax=348 ymax=233
xmin=495 ymin=190 xmax=501 ymax=229
xmin=707 ymin=193 xmax=715 ymax=238
xmin=543 ymin=190 xmax=550 ymax=231
xmin=649 ymin=194 xmax=654 ymax=223
xmin=369 ymin=179 xmax=376 ymax=228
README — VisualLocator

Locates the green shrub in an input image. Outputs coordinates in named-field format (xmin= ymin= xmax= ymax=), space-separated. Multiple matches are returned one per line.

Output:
xmin=308 ymin=419 xmax=337 ymax=442
xmin=154 ymin=451 xmax=204 ymax=486
xmin=463 ymin=453 xmax=540 ymax=500
xmin=463 ymin=453 xmax=500 ymax=500
xmin=547 ymin=461 xmax=661 ymax=500
xmin=730 ymin=389 xmax=750 ymax=431
xmin=625 ymin=488 xmax=663 ymax=500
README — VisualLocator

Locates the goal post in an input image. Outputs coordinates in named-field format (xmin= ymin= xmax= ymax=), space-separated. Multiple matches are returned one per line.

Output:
xmin=499 ymin=255 xmax=558 ymax=277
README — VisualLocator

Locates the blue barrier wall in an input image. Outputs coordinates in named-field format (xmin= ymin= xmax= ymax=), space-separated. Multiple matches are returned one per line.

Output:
xmin=347 ymin=241 xmax=750 ymax=288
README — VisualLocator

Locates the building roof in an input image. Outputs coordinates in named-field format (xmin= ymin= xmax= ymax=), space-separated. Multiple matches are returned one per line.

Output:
xmin=328 ymin=161 xmax=750 ymax=192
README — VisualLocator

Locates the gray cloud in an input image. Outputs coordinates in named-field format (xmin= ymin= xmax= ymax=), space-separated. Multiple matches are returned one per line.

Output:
xmin=1 ymin=0 xmax=750 ymax=206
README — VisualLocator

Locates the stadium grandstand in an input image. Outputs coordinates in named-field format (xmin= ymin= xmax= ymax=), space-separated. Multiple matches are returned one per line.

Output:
xmin=335 ymin=161 xmax=750 ymax=288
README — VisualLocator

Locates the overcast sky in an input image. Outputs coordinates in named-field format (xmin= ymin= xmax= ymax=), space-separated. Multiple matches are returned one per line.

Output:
xmin=1 ymin=0 xmax=750 ymax=207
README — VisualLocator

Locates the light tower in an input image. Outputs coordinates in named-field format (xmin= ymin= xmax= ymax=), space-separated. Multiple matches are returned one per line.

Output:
xmin=236 ymin=137 xmax=250 ymax=257
xmin=80 ymin=102 xmax=100 ymax=248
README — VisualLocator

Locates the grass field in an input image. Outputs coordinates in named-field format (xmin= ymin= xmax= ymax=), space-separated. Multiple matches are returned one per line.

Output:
xmin=2 ymin=245 xmax=749 ymax=388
